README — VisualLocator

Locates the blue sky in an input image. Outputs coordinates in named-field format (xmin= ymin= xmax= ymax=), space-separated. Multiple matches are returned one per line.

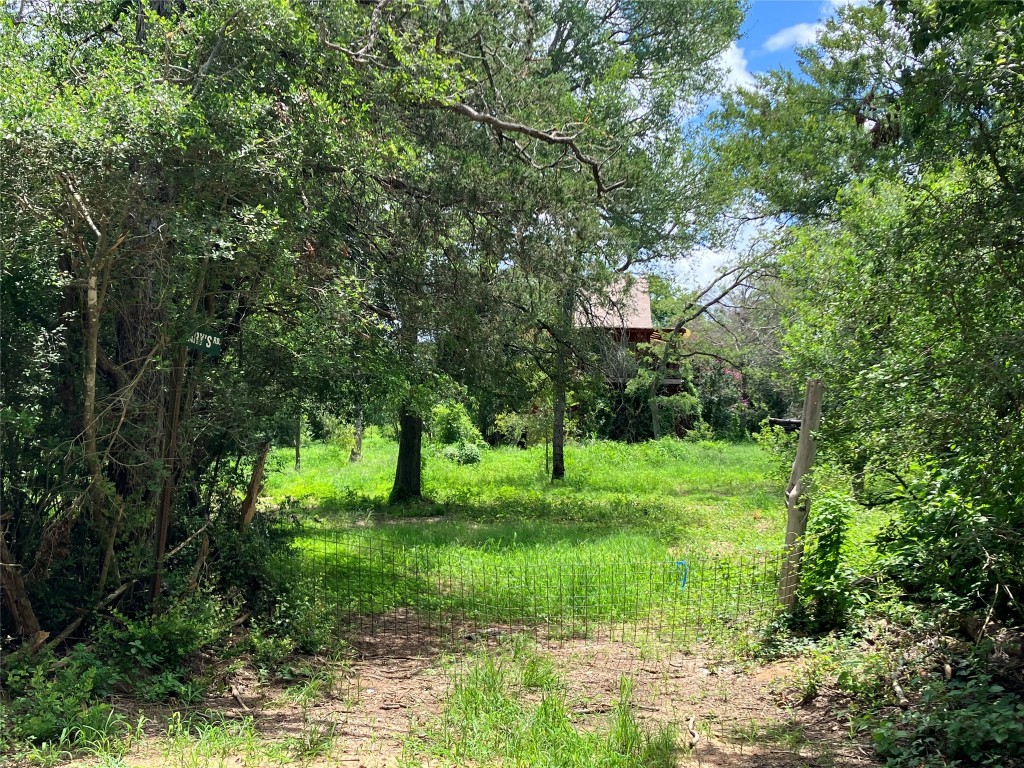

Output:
xmin=673 ymin=0 xmax=856 ymax=287
xmin=719 ymin=0 xmax=853 ymax=90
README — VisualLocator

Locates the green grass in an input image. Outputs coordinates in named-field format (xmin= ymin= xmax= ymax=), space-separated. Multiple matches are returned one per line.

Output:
xmin=401 ymin=636 xmax=680 ymax=767
xmin=267 ymin=435 xmax=890 ymax=634
xmin=269 ymin=434 xmax=783 ymax=555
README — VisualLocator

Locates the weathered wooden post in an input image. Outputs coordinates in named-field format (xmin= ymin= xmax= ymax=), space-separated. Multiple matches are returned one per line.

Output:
xmin=777 ymin=378 xmax=824 ymax=612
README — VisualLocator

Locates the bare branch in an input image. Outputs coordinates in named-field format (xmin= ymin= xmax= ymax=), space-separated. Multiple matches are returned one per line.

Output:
xmin=193 ymin=12 xmax=240 ymax=98
xmin=437 ymin=102 xmax=626 ymax=196
xmin=319 ymin=1 xmax=389 ymax=66
xmin=58 ymin=173 xmax=101 ymax=240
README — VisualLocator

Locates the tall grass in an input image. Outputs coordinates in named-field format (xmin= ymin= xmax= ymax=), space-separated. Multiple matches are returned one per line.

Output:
xmin=402 ymin=636 xmax=680 ymax=767
xmin=294 ymin=527 xmax=783 ymax=639
xmin=268 ymin=435 xmax=889 ymax=636
xmin=268 ymin=434 xmax=782 ymax=555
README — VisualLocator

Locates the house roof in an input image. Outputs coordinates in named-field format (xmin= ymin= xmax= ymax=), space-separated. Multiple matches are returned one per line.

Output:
xmin=579 ymin=276 xmax=654 ymax=331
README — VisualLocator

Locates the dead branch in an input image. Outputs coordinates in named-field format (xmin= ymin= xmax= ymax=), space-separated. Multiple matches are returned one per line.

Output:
xmin=192 ymin=12 xmax=240 ymax=98
xmin=438 ymin=102 xmax=625 ymax=196
xmin=44 ymin=581 xmax=132 ymax=651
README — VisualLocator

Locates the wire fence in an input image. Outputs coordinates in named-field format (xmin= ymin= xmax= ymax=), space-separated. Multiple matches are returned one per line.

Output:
xmin=295 ymin=527 xmax=789 ymax=655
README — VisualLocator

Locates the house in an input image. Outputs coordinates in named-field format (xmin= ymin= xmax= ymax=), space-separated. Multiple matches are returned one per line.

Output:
xmin=578 ymin=276 xmax=687 ymax=386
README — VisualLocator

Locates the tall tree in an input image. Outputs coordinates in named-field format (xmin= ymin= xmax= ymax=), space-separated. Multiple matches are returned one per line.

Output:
xmin=711 ymin=0 xmax=1024 ymax=622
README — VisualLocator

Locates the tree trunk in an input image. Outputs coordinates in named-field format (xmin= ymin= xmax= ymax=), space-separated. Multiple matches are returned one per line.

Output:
xmin=0 ymin=524 xmax=44 ymax=643
xmin=240 ymin=441 xmax=272 ymax=529
xmin=349 ymin=410 xmax=364 ymax=463
xmin=778 ymin=379 xmax=824 ymax=612
xmin=83 ymin=268 xmax=105 ymax=526
xmin=552 ymin=347 xmax=567 ymax=481
xmin=294 ymin=411 xmax=302 ymax=472
xmin=150 ymin=345 xmax=187 ymax=605
xmin=150 ymin=258 xmax=208 ymax=604
xmin=389 ymin=405 xmax=423 ymax=503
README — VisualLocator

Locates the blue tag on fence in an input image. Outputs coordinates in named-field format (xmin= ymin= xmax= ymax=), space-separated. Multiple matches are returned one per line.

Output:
xmin=676 ymin=560 xmax=689 ymax=591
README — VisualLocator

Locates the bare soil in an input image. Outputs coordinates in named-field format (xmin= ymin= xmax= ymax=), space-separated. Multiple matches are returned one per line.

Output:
xmin=65 ymin=624 xmax=880 ymax=768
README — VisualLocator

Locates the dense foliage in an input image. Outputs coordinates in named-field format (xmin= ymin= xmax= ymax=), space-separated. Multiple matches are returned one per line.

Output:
xmin=714 ymin=0 xmax=1024 ymax=628
xmin=0 ymin=0 xmax=742 ymax=648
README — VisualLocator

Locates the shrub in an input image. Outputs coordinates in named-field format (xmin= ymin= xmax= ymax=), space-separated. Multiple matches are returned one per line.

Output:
xmin=96 ymin=592 xmax=232 ymax=674
xmin=682 ymin=421 xmax=715 ymax=444
xmin=877 ymin=467 xmax=1024 ymax=624
xmin=753 ymin=421 xmax=798 ymax=482
xmin=873 ymin=671 xmax=1024 ymax=767
xmin=442 ymin=441 xmax=483 ymax=465
xmin=795 ymin=487 xmax=860 ymax=632
xmin=260 ymin=585 xmax=340 ymax=656
xmin=430 ymin=401 xmax=483 ymax=446
xmin=209 ymin=512 xmax=296 ymax=611
xmin=1 ymin=645 xmax=125 ymax=746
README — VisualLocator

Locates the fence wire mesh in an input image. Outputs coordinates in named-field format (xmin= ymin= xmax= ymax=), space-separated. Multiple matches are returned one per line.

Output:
xmin=296 ymin=527 xmax=788 ymax=655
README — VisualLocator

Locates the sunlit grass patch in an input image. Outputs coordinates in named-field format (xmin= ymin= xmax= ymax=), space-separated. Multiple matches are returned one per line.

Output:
xmin=158 ymin=709 xmax=339 ymax=768
xmin=402 ymin=637 xmax=681 ymax=767
xmin=268 ymin=435 xmax=785 ymax=554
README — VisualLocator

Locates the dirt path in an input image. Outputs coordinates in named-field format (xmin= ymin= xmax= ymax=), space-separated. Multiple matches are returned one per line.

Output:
xmin=61 ymin=633 xmax=879 ymax=768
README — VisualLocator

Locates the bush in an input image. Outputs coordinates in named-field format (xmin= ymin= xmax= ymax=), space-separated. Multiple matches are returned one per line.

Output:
xmin=431 ymin=401 xmax=483 ymax=446
xmin=96 ymin=593 xmax=231 ymax=674
xmin=259 ymin=585 xmax=340 ymax=656
xmin=877 ymin=467 xmax=1024 ymax=624
xmin=753 ymin=421 xmax=798 ymax=482
xmin=442 ymin=441 xmax=483 ymax=465
xmin=682 ymin=421 xmax=715 ymax=444
xmin=873 ymin=670 xmax=1024 ymax=767
xmin=1 ymin=645 xmax=125 ymax=746
xmin=796 ymin=487 xmax=860 ymax=632
xmin=209 ymin=512 xmax=296 ymax=610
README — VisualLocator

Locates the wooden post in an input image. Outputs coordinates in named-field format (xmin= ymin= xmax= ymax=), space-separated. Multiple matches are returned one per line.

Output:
xmin=778 ymin=378 xmax=824 ymax=612
xmin=240 ymin=441 xmax=271 ymax=529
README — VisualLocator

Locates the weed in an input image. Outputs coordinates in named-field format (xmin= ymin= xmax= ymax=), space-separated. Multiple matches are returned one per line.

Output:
xmin=161 ymin=711 xmax=281 ymax=768
xmin=403 ymin=637 xmax=681 ymax=767
xmin=286 ymin=711 xmax=337 ymax=763
xmin=274 ymin=665 xmax=342 ymax=706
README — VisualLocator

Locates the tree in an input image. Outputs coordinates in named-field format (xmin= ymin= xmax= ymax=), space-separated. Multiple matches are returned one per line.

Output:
xmin=322 ymin=0 xmax=746 ymax=491
xmin=710 ymin=0 xmax=1024 ymax=622
xmin=1 ymin=0 xmax=408 ymax=633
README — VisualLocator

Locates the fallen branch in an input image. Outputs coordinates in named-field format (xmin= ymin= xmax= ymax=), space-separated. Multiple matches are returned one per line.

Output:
xmin=230 ymin=685 xmax=250 ymax=711
xmin=686 ymin=715 xmax=700 ymax=748
xmin=892 ymin=656 xmax=910 ymax=708
xmin=45 ymin=581 xmax=132 ymax=652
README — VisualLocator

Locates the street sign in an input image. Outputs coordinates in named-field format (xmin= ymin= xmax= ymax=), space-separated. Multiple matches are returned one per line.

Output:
xmin=185 ymin=329 xmax=223 ymax=356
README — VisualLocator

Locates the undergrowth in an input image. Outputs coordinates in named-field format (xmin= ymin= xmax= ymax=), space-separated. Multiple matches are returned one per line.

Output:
xmin=758 ymin=601 xmax=1024 ymax=768
xmin=403 ymin=636 xmax=680 ymax=767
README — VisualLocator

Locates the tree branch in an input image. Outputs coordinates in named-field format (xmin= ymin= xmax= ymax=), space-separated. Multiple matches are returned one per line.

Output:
xmin=436 ymin=102 xmax=626 ymax=196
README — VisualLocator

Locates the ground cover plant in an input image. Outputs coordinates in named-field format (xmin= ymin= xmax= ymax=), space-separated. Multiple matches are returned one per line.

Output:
xmin=401 ymin=636 xmax=680 ymax=767
xmin=267 ymin=432 xmax=885 ymax=553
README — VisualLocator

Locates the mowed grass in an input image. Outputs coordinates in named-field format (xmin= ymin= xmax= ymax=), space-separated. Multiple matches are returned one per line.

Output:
xmin=267 ymin=434 xmax=783 ymax=558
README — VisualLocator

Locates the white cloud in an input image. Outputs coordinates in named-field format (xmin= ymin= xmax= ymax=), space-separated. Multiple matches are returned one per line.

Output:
xmin=823 ymin=0 xmax=869 ymax=10
xmin=673 ymin=247 xmax=735 ymax=289
xmin=763 ymin=22 xmax=822 ymax=52
xmin=716 ymin=42 xmax=755 ymax=92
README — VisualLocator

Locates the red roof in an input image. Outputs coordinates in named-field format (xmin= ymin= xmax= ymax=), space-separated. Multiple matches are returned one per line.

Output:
xmin=579 ymin=276 xmax=654 ymax=331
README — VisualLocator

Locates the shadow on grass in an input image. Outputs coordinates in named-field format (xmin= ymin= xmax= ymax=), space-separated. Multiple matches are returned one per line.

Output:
xmin=300 ymin=488 xmax=714 ymax=549
xmin=289 ymin=520 xmax=783 ymax=645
